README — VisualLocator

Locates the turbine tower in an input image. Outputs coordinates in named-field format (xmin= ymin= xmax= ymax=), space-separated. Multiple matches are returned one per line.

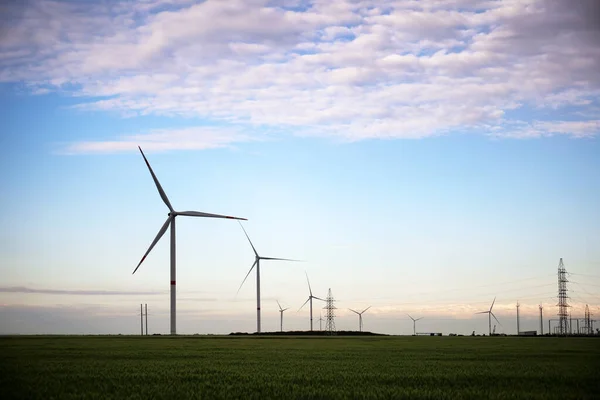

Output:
xmin=236 ymin=222 xmax=299 ymax=333
xmin=407 ymin=314 xmax=423 ymax=336
xmin=349 ymin=306 xmax=372 ymax=332
xmin=299 ymin=272 xmax=324 ymax=331
xmin=476 ymin=297 xmax=501 ymax=336
xmin=277 ymin=300 xmax=289 ymax=332
xmin=132 ymin=147 xmax=246 ymax=335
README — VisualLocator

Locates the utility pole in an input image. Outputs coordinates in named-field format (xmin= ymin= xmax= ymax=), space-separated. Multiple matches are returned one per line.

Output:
xmin=145 ymin=304 xmax=148 ymax=335
xmin=140 ymin=304 xmax=144 ymax=336
xmin=539 ymin=304 xmax=543 ymax=335
xmin=569 ymin=312 xmax=573 ymax=335
xmin=318 ymin=313 xmax=324 ymax=331
xmin=516 ymin=301 xmax=520 ymax=335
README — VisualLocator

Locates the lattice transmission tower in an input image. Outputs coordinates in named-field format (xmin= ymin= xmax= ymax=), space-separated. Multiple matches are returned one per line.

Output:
xmin=556 ymin=258 xmax=570 ymax=335
xmin=584 ymin=304 xmax=592 ymax=335
xmin=324 ymin=288 xmax=336 ymax=334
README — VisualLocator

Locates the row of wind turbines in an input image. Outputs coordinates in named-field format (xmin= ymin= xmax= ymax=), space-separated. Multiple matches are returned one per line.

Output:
xmin=132 ymin=147 xmax=502 ymax=336
xmin=275 ymin=301 xmax=374 ymax=332
xmin=132 ymin=147 xmax=351 ymax=335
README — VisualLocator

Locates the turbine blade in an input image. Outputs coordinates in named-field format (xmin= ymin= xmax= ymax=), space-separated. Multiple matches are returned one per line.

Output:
xmin=298 ymin=297 xmax=310 ymax=311
xmin=475 ymin=311 xmax=489 ymax=314
xmin=261 ymin=257 xmax=300 ymax=262
xmin=490 ymin=296 xmax=496 ymax=311
xmin=132 ymin=216 xmax=172 ymax=274
xmin=361 ymin=306 xmax=372 ymax=314
xmin=305 ymin=271 xmax=313 ymax=297
xmin=238 ymin=221 xmax=258 ymax=256
xmin=313 ymin=296 xmax=325 ymax=301
xmin=416 ymin=317 xmax=423 ymax=321
xmin=491 ymin=312 xmax=502 ymax=326
xmin=236 ymin=260 xmax=257 ymax=295
xmin=277 ymin=300 xmax=282 ymax=311
xmin=407 ymin=314 xmax=415 ymax=321
xmin=138 ymin=147 xmax=174 ymax=213
xmin=179 ymin=211 xmax=247 ymax=220
xmin=282 ymin=308 xmax=289 ymax=312
xmin=349 ymin=308 xmax=359 ymax=314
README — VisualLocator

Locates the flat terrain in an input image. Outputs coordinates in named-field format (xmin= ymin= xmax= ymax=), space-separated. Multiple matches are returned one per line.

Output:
xmin=1 ymin=335 xmax=598 ymax=399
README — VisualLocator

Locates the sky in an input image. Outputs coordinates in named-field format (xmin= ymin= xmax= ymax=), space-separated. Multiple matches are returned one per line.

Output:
xmin=1 ymin=0 xmax=599 ymax=336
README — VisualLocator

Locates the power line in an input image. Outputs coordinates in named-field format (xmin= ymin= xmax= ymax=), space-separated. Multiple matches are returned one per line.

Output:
xmin=401 ymin=273 xmax=557 ymax=297
xmin=569 ymin=272 xmax=600 ymax=280
xmin=340 ymin=281 xmax=557 ymax=304
xmin=570 ymin=280 xmax=600 ymax=293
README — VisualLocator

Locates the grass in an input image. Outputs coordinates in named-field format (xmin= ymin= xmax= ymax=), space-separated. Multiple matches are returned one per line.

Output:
xmin=1 ymin=335 xmax=598 ymax=399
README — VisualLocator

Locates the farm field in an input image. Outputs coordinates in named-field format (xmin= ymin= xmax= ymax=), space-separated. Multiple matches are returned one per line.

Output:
xmin=1 ymin=335 xmax=598 ymax=399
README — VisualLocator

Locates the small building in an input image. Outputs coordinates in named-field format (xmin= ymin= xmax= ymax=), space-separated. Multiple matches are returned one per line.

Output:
xmin=518 ymin=331 xmax=537 ymax=336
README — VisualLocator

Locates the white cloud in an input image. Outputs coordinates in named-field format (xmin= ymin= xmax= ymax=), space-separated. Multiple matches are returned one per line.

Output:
xmin=1 ymin=0 xmax=599 ymax=151
xmin=63 ymin=126 xmax=255 ymax=154
xmin=494 ymin=120 xmax=600 ymax=139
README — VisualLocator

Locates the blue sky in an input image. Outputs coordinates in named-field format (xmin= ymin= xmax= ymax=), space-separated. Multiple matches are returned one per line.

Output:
xmin=1 ymin=0 xmax=599 ymax=335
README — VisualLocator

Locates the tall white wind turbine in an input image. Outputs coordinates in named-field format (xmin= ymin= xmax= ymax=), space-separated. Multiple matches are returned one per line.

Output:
xmin=277 ymin=300 xmax=289 ymax=332
xmin=349 ymin=306 xmax=372 ymax=332
xmin=476 ymin=297 xmax=501 ymax=336
xmin=407 ymin=314 xmax=423 ymax=336
xmin=132 ymin=147 xmax=246 ymax=335
xmin=237 ymin=222 xmax=299 ymax=333
xmin=298 ymin=272 xmax=324 ymax=331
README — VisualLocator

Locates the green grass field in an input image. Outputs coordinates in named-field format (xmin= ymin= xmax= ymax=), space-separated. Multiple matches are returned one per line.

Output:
xmin=1 ymin=335 xmax=598 ymax=399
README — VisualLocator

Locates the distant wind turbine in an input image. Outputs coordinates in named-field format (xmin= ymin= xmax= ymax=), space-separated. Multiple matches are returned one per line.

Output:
xmin=277 ymin=300 xmax=289 ymax=332
xmin=132 ymin=146 xmax=246 ymax=335
xmin=298 ymin=272 xmax=324 ymax=331
xmin=476 ymin=297 xmax=501 ymax=336
xmin=349 ymin=306 xmax=372 ymax=332
xmin=237 ymin=222 xmax=299 ymax=333
xmin=407 ymin=314 xmax=423 ymax=336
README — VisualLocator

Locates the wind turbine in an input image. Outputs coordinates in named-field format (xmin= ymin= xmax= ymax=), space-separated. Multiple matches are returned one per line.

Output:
xmin=476 ymin=297 xmax=501 ymax=336
xmin=132 ymin=146 xmax=246 ymax=335
xmin=277 ymin=300 xmax=289 ymax=332
xmin=298 ymin=272 xmax=324 ymax=331
xmin=407 ymin=314 xmax=423 ymax=336
xmin=237 ymin=222 xmax=299 ymax=333
xmin=349 ymin=306 xmax=372 ymax=332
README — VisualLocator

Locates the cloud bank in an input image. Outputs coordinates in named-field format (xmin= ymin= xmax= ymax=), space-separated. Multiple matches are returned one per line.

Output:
xmin=0 ymin=286 xmax=164 ymax=296
xmin=1 ymin=0 xmax=599 ymax=151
